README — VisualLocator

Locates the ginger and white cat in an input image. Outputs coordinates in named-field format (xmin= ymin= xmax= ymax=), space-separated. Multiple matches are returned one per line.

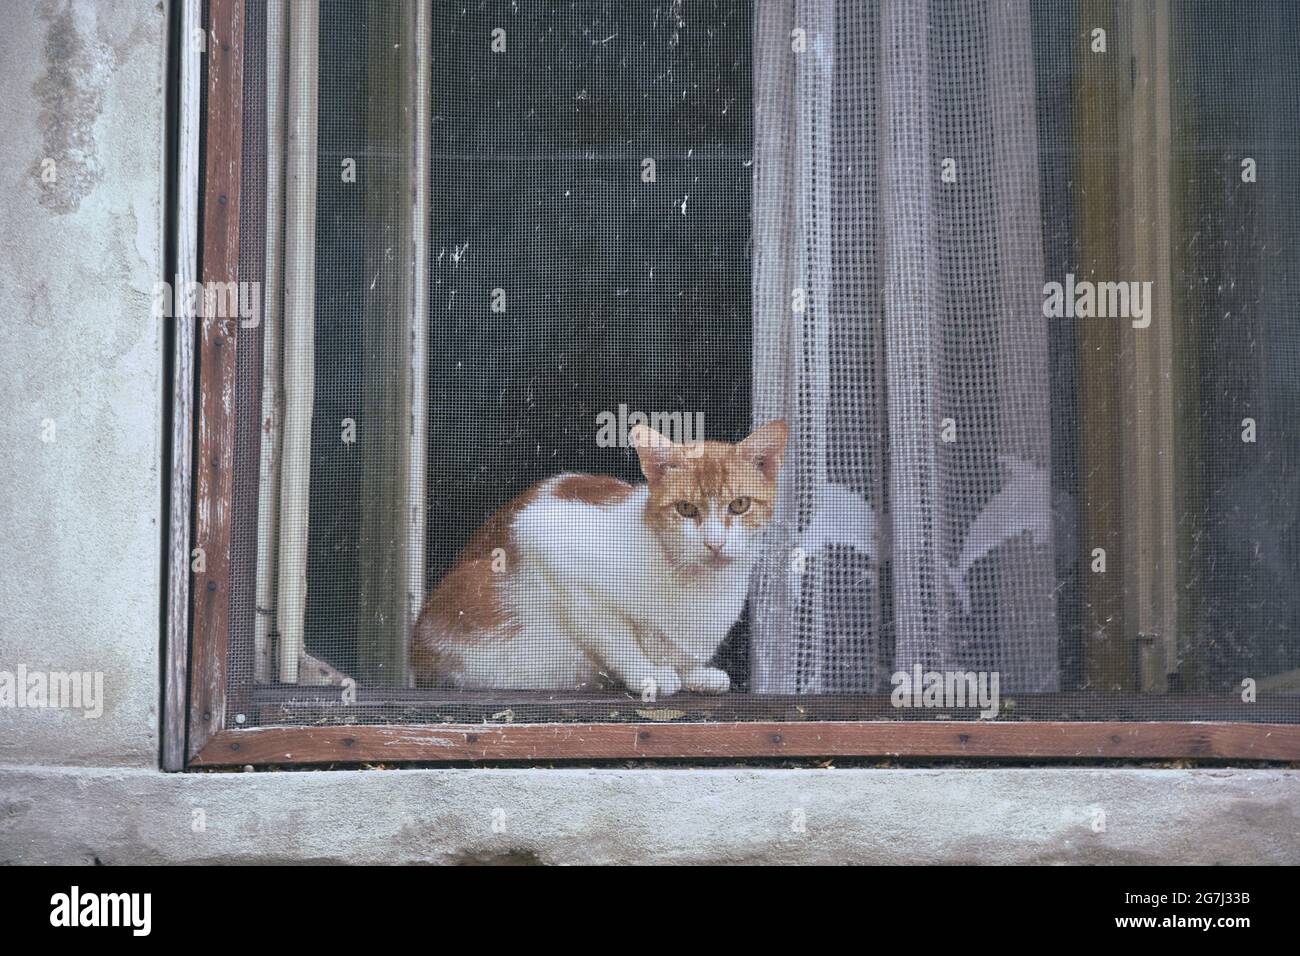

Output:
xmin=411 ymin=420 xmax=787 ymax=696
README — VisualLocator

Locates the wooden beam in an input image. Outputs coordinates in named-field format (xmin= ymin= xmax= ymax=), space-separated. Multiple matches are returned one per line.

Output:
xmin=1124 ymin=0 xmax=1179 ymax=692
xmin=407 ymin=0 xmax=432 ymax=679
xmin=1077 ymin=2 xmax=1181 ymax=694
xmin=253 ymin=0 xmax=288 ymax=685
xmin=276 ymin=0 xmax=319 ymax=684
xmin=356 ymin=0 xmax=431 ymax=687
xmin=249 ymin=686 xmax=1300 ymax=726
xmin=188 ymin=0 xmax=245 ymax=759
xmin=357 ymin=5 xmax=415 ymax=686
xmin=1076 ymin=0 xmax=1134 ymax=691
xmin=192 ymin=721 xmax=1300 ymax=766
xmin=163 ymin=0 xmax=203 ymax=772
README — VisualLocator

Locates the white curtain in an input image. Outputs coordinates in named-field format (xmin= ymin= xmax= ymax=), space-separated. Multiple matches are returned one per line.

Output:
xmin=751 ymin=0 xmax=1060 ymax=693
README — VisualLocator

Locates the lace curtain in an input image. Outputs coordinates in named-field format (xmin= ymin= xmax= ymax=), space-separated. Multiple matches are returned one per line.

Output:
xmin=751 ymin=0 xmax=1060 ymax=693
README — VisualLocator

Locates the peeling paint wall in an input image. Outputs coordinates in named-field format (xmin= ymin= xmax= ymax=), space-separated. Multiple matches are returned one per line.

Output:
xmin=0 ymin=0 xmax=167 ymax=766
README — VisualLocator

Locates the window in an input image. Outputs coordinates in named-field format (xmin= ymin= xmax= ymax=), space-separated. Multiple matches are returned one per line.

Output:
xmin=168 ymin=0 xmax=1300 ymax=768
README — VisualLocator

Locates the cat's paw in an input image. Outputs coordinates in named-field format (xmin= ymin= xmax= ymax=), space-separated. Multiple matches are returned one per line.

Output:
xmin=684 ymin=665 xmax=730 ymax=694
xmin=627 ymin=666 xmax=681 ymax=700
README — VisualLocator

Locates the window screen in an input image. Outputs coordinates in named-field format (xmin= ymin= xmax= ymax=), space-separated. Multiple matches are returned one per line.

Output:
xmin=221 ymin=0 xmax=1300 ymax=734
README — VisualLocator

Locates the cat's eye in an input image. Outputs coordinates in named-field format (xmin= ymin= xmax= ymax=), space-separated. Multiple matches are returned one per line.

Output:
xmin=675 ymin=501 xmax=700 ymax=519
xmin=728 ymin=496 xmax=752 ymax=515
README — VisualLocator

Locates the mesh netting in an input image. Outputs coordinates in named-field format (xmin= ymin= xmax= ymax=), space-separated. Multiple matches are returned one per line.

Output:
xmin=227 ymin=0 xmax=1300 ymax=729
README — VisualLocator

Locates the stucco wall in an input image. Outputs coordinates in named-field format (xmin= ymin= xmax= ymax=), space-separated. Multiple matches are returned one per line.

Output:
xmin=3 ymin=765 xmax=1298 ymax=865
xmin=0 ymin=1 xmax=1297 ymax=868
xmin=0 ymin=0 xmax=167 ymax=767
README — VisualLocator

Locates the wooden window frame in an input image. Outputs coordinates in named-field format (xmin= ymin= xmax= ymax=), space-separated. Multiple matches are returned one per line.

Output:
xmin=163 ymin=0 xmax=1300 ymax=770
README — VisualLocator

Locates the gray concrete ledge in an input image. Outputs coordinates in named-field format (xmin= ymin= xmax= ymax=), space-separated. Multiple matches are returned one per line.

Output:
xmin=1 ymin=766 xmax=1297 ymax=864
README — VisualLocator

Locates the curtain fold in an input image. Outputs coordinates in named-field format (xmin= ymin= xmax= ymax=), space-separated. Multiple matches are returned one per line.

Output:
xmin=752 ymin=0 xmax=1059 ymax=693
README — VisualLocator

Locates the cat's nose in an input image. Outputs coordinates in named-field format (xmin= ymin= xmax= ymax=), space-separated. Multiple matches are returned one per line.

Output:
xmin=704 ymin=540 xmax=725 ymax=554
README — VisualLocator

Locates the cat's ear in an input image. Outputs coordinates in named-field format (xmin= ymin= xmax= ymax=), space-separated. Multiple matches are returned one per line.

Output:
xmin=737 ymin=420 xmax=788 ymax=481
xmin=629 ymin=424 xmax=683 ymax=484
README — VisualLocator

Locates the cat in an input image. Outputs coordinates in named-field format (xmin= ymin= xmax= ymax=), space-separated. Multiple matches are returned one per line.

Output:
xmin=410 ymin=420 xmax=788 ymax=697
